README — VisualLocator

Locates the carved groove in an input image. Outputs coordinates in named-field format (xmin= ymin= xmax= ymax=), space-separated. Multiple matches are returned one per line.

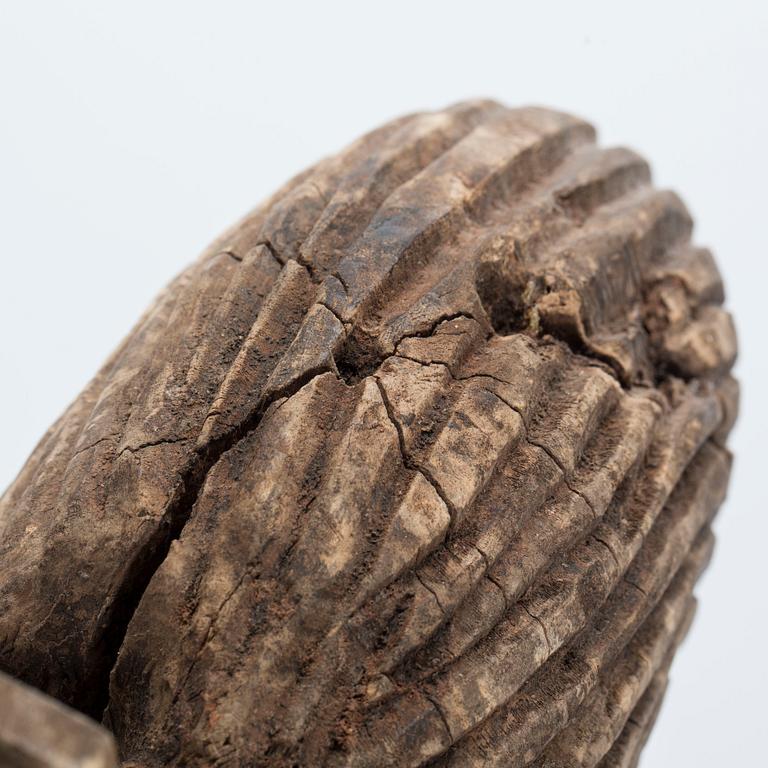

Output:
xmin=0 ymin=101 xmax=736 ymax=767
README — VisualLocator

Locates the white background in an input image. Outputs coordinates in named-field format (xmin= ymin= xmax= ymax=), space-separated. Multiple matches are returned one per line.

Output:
xmin=1 ymin=2 xmax=765 ymax=764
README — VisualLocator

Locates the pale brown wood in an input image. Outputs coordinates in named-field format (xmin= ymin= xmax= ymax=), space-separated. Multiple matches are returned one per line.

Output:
xmin=0 ymin=671 xmax=118 ymax=768
xmin=0 ymin=101 xmax=737 ymax=767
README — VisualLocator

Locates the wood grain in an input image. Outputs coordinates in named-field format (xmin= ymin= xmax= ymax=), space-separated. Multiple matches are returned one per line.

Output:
xmin=0 ymin=101 xmax=737 ymax=767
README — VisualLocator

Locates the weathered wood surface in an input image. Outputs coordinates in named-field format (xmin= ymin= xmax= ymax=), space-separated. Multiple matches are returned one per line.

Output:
xmin=0 ymin=101 xmax=737 ymax=767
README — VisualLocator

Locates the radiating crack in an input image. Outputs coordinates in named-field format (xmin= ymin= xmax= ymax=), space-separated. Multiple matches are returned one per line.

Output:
xmin=479 ymin=384 xmax=600 ymax=520
xmin=424 ymin=691 xmax=454 ymax=744
xmin=92 ymin=367 xmax=335 ymax=721
xmin=522 ymin=603 xmax=552 ymax=655
xmin=373 ymin=376 xmax=457 ymax=523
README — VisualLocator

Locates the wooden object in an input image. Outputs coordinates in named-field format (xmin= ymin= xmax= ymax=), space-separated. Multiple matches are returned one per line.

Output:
xmin=0 ymin=101 xmax=737 ymax=767
xmin=0 ymin=671 xmax=118 ymax=768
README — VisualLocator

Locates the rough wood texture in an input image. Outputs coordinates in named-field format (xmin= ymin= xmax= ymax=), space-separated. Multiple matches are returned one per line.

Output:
xmin=0 ymin=101 xmax=737 ymax=767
